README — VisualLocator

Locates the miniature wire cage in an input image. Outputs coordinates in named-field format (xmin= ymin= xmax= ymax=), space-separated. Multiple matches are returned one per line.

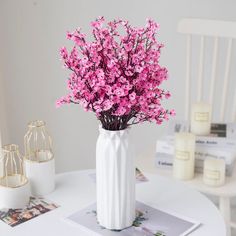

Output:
xmin=24 ymin=120 xmax=53 ymax=162
xmin=0 ymin=144 xmax=28 ymax=188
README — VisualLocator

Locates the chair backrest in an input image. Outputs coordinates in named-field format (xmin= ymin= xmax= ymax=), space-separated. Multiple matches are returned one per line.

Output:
xmin=178 ymin=18 xmax=236 ymax=122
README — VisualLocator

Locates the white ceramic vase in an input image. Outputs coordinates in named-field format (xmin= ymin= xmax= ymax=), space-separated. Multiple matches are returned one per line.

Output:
xmin=96 ymin=127 xmax=135 ymax=230
xmin=25 ymin=157 xmax=55 ymax=196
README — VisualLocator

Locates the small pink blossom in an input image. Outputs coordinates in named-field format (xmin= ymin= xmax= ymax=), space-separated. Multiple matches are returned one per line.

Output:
xmin=170 ymin=109 xmax=176 ymax=116
xmin=125 ymin=70 xmax=134 ymax=76
xmin=60 ymin=47 xmax=68 ymax=60
xmin=103 ymin=100 xmax=113 ymax=111
xmin=165 ymin=91 xmax=171 ymax=99
xmin=129 ymin=92 xmax=136 ymax=101
xmin=114 ymin=88 xmax=125 ymax=97
xmin=135 ymin=65 xmax=143 ymax=73
xmin=163 ymin=113 xmax=169 ymax=121
xmin=114 ymin=106 xmax=126 ymax=116
xmin=124 ymin=42 xmax=133 ymax=52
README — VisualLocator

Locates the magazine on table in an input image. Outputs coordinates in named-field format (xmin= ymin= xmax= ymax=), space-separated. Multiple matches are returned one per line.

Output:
xmin=89 ymin=168 xmax=149 ymax=184
xmin=65 ymin=201 xmax=201 ymax=236
xmin=0 ymin=197 xmax=59 ymax=227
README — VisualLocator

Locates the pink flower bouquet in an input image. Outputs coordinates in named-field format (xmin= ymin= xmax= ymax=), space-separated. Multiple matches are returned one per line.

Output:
xmin=57 ymin=17 xmax=175 ymax=130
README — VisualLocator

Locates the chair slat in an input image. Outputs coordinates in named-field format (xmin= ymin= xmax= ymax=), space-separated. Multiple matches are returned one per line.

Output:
xmin=220 ymin=38 xmax=233 ymax=122
xmin=197 ymin=36 xmax=205 ymax=102
xmin=185 ymin=35 xmax=191 ymax=121
xmin=209 ymin=37 xmax=219 ymax=104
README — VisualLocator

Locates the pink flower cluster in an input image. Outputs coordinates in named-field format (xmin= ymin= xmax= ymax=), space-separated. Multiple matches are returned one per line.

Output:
xmin=57 ymin=17 xmax=175 ymax=130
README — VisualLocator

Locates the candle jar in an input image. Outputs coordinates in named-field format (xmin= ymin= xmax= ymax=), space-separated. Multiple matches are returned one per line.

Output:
xmin=24 ymin=120 xmax=55 ymax=196
xmin=191 ymin=102 xmax=212 ymax=136
xmin=173 ymin=132 xmax=196 ymax=180
xmin=0 ymin=144 xmax=30 ymax=209
xmin=203 ymin=158 xmax=225 ymax=187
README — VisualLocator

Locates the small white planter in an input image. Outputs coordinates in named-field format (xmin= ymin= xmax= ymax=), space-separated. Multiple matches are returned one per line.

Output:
xmin=0 ymin=175 xmax=30 ymax=209
xmin=96 ymin=127 xmax=135 ymax=230
xmin=25 ymin=157 xmax=55 ymax=196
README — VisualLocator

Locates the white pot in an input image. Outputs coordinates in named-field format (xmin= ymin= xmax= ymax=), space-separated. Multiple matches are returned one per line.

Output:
xmin=0 ymin=175 xmax=30 ymax=209
xmin=25 ymin=158 xmax=55 ymax=196
xmin=96 ymin=127 xmax=135 ymax=230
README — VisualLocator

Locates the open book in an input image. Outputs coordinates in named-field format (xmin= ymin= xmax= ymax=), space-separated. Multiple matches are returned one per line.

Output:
xmin=65 ymin=201 xmax=200 ymax=236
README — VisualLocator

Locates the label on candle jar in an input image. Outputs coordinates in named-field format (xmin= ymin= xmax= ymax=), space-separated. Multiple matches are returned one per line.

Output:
xmin=194 ymin=112 xmax=209 ymax=122
xmin=205 ymin=169 xmax=220 ymax=180
xmin=175 ymin=150 xmax=190 ymax=161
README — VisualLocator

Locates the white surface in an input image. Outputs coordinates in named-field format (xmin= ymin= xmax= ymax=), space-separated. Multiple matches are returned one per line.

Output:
xmin=0 ymin=170 xmax=225 ymax=236
xmin=96 ymin=128 xmax=135 ymax=229
xmin=1 ymin=1 xmax=236 ymax=173
xmin=25 ymin=158 xmax=55 ymax=196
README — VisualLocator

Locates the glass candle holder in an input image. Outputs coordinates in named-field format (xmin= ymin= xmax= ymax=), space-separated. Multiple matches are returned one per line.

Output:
xmin=24 ymin=120 xmax=55 ymax=196
xmin=0 ymin=144 xmax=30 ymax=209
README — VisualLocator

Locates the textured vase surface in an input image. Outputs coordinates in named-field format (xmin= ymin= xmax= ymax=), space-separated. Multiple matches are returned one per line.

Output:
xmin=96 ymin=127 xmax=135 ymax=230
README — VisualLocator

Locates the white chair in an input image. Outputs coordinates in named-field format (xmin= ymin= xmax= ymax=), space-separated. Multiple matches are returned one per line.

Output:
xmin=178 ymin=18 xmax=236 ymax=236
xmin=137 ymin=18 xmax=236 ymax=236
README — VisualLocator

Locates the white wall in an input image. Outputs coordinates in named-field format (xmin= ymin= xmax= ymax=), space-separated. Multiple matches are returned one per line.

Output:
xmin=0 ymin=0 xmax=236 ymax=173
xmin=0 ymin=62 xmax=9 ymax=145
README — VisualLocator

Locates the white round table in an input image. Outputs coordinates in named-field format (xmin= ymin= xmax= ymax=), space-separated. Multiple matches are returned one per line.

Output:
xmin=0 ymin=170 xmax=226 ymax=236
xmin=136 ymin=153 xmax=235 ymax=236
